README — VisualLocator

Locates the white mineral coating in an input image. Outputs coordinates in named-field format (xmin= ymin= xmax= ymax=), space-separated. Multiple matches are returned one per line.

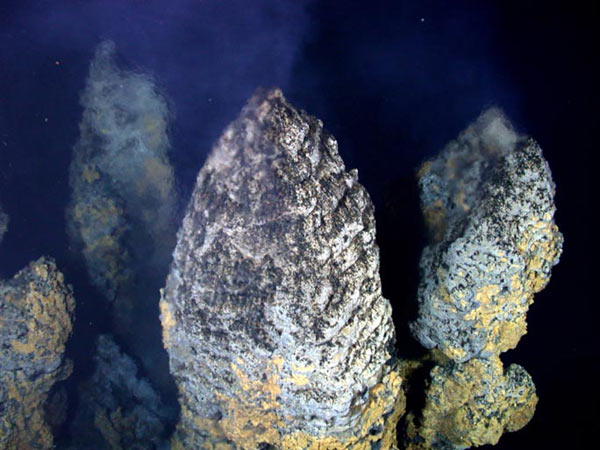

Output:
xmin=160 ymin=88 xmax=403 ymax=449
xmin=411 ymin=108 xmax=563 ymax=362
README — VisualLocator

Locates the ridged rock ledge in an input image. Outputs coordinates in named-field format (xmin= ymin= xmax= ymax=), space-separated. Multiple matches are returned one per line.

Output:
xmin=160 ymin=88 xmax=404 ymax=450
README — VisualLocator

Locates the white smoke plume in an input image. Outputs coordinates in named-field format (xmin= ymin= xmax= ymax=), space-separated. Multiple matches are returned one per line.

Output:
xmin=67 ymin=41 xmax=178 ymax=389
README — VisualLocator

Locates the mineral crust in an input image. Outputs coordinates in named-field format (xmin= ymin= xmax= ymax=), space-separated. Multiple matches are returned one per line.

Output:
xmin=160 ymin=88 xmax=403 ymax=449
xmin=0 ymin=257 xmax=75 ymax=449
xmin=404 ymin=108 xmax=562 ymax=449
xmin=404 ymin=357 xmax=537 ymax=450
xmin=411 ymin=108 xmax=563 ymax=362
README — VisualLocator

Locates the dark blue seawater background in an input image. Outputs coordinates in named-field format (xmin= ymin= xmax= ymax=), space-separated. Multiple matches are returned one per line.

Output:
xmin=0 ymin=1 xmax=596 ymax=448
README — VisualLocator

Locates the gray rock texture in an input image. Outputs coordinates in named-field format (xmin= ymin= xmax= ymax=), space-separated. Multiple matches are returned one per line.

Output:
xmin=411 ymin=108 xmax=563 ymax=362
xmin=403 ymin=108 xmax=562 ymax=449
xmin=160 ymin=88 xmax=404 ymax=450
xmin=0 ymin=257 xmax=75 ymax=449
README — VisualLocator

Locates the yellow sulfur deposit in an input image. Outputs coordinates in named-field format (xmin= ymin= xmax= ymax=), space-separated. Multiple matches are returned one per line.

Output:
xmin=404 ymin=357 xmax=537 ymax=449
xmin=406 ymin=110 xmax=562 ymax=449
xmin=172 ymin=360 xmax=405 ymax=450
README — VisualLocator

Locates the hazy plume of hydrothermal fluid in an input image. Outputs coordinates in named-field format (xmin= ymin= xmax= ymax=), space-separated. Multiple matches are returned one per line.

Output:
xmin=67 ymin=335 xmax=174 ymax=450
xmin=67 ymin=41 xmax=177 ymax=389
xmin=421 ymin=107 xmax=523 ymax=232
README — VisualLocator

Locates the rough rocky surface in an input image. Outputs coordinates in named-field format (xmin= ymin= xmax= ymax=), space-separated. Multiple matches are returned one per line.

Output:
xmin=404 ymin=357 xmax=537 ymax=450
xmin=160 ymin=88 xmax=403 ymax=449
xmin=403 ymin=109 xmax=562 ymax=449
xmin=0 ymin=257 xmax=75 ymax=449
xmin=411 ymin=108 xmax=563 ymax=362
xmin=67 ymin=335 xmax=174 ymax=450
